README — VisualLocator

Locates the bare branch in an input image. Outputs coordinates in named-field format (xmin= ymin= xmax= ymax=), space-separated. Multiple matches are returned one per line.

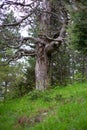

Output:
xmin=0 ymin=0 xmax=38 ymax=8
xmin=22 ymin=36 xmax=38 ymax=42
xmin=0 ymin=49 xmax=36 ymax=66
xmin=45 ymin=23 xmax=66 ymax=54
xmin=59 ymin=24 xmax=66 ymax=37
xmin=1 ymin=1 xmax=32 ymax=7
xmin=0 ymin=4 xmax=39 ymax=27
xmin=21 ymin=36 xmax=46 ymax=45
xmin=0 ymin=14 xmax=31 ymax=27
xmin=14 ymin=49 xmax=36 ymax=58
xmin=2 ymin=35 xmax=46 ymax=50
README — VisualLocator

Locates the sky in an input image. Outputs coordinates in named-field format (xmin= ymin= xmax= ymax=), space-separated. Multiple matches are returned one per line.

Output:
xmin=13 ymin=0 xmax=32 ymax=37
xmin=0 ymin=0 xmax=32 ymax=37
xmin=19 ymin=26 xmax=29 ymax=37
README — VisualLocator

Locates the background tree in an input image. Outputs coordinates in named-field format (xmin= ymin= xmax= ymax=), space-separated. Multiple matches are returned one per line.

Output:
xmin=0 ymin=12 xmax=26 ymax=99
xmin=67 ymin=0 xmax=87 ymax=54
xmin=25 ymin=57 xmax=35 ymax=91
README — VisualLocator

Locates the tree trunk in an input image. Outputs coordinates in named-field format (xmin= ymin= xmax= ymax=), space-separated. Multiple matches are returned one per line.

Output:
xmin=35 ymin=43 xmax=50 ymax=90
xmin=35 ymin=0 xmax=65 ymax=89
xmin=35 ymin=0 xmax=51 ymax=90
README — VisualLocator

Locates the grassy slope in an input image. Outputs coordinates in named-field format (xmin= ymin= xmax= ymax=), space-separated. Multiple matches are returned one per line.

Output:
xmin=0 ymin=83 xmax=87 ymax=130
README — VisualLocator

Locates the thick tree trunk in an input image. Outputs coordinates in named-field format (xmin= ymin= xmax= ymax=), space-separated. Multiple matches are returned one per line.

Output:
xmin=35 ymin=0 xmax=51 ymax=90
xmin=35 ymin=43 xmax=50 ymax=90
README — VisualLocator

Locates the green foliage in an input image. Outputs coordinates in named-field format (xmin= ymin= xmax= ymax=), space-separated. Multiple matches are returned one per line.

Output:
xmin=1 ymin=83 xmax=87 ymax=130
xmin=54 ymin=94 xmax=63 ymax=101
xmin=28 ymin=90 xmax=52 ymax=102
xmin=50 ymin=45 xmax=72 ymax=86
xmin=68 ymin=5 xmax=87 ymax=54
xmin=0 ymin=11 xmax=26 ymax=99
xmin=42 ymin=95 xmax=53 ymax=102
xmin=28 ymin=90 xmax=43 ymax=100
xmin=0 ymin=62 xmax=25 ymax=100
xmin=0 ymin=11 xmax=21 ymax=76
xmin=8 ymin=66 xmax=26 ymax=98
xmin=25 ymin=57 xmax=35 ymax=91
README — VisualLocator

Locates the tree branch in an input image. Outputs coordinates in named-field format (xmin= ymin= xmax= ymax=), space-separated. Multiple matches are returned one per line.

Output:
xmin=0 ymin=49 xmax=36 ymax=66
xmin=14 ymin=49 xmax=36 ymax=59
xmin=0 ymin=1 xmax=33 ymax=8
xmin=45 ymin=23 xmax=66 ymax=54
xmin=21 ymin=36 xmax=46 ymax=45
xmin=0 ymin=4 xmax=38 ymax=27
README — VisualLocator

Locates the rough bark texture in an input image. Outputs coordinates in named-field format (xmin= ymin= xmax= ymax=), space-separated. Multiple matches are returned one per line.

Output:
xmin=35 ymin=43 xmax=50 ymax=90
xmin=35 ymin=0 xmax=64 ymax=90
xmin=35 ymin=0 xmax=51 ymax=90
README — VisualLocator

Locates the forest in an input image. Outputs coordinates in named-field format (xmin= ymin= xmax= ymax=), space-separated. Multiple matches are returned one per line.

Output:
xmin=0 ymin=0 xmax=87 ymax=130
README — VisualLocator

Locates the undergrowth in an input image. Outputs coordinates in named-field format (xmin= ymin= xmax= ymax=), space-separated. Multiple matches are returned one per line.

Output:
xmin=0 ymin=82 xmax=87 ymax=130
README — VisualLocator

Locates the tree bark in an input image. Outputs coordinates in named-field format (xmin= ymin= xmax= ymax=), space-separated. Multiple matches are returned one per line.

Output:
xmin=35 ymin=0 xmax=51 ymax=90
xmin=35 ymin=43 xmax=50 ymax=90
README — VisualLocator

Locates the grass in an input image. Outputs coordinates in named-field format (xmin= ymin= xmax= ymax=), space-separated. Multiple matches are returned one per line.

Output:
xmin=0 ymin=82 xmax=87 ymax=130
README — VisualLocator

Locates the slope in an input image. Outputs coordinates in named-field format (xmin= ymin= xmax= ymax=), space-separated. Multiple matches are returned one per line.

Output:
xmin=0 ymin=83 xmax=87 ymax=130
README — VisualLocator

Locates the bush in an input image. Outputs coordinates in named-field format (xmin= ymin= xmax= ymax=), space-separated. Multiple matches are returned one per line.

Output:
xmin=42 ymin=95 xmax=53 ymax=102
xmin=28 ymin=90 xmax=43 ymax=100
xmin=54 ymin=94 xmax=63 ymax=101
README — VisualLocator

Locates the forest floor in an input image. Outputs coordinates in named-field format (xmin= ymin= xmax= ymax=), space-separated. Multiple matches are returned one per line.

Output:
xmin=0 ymin=82 xmax=87 ymax=130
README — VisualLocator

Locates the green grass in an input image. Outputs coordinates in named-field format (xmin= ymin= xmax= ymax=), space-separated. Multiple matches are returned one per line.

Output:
xmin=0 ymin=82 xmax=87 ymax=130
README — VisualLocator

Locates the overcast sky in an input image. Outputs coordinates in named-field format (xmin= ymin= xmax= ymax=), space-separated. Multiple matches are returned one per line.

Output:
xmin=0 ymin=0 xmax=32 ymax=37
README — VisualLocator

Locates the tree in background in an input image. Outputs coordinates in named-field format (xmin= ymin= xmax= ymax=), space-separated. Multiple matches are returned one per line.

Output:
xmin=50 ymin=0 xmax=87 ymax=86
xmin=0 ymin=12 xmax=26 ymax=99
xmin=67 ymin=0 xmax=87 ymax=54
xmin=25 ymin=57 xmax=35 ymax=91
xmin=0 ymin=61 xmax=26 ymax=99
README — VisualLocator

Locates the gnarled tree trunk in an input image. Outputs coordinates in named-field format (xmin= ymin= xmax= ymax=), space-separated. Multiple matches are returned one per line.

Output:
xmin=35 ymin=43 xmax=50 ymax=90
xmin=35 ymin=0 xmax=51 ymax=90
xmin=0 ymin=0 xmax=67 ymax=91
